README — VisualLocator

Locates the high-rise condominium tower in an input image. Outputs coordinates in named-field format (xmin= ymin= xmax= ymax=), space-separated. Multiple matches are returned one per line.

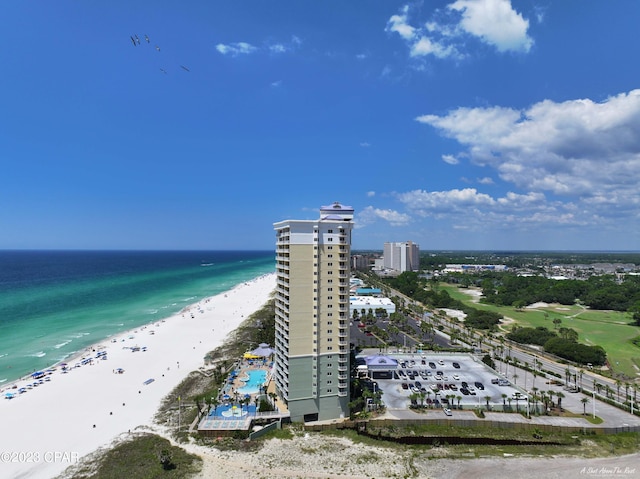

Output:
xmin=383 ymin=241 xmax=420 ymax=272
xmin=273 ymin=202 xmax=354 ymax=422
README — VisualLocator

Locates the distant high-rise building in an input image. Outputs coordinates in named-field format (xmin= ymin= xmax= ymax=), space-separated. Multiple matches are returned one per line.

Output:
xmin=273 ymin=202 xmax=354 ymax=422
xmin=383 ymin=241 xmax=420 ymax=272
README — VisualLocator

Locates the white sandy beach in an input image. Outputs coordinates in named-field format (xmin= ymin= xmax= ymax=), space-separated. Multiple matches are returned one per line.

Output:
xmin=0 ymin=273 xmax=275 ymax=479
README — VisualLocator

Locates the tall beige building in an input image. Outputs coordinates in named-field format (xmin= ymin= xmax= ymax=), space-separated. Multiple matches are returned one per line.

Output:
xmin=273 ymin=202 xmax=353 ymax=422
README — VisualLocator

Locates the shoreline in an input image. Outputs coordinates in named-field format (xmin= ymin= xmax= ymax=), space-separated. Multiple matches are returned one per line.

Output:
xmin=0 ymin=272 xmax=276 ymax=479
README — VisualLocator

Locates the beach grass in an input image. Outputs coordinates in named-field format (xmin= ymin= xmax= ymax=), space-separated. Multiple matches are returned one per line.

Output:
xmin=60 ymin=433 xmax=202 ymax=479
xmin=315 ymin=426 xmax=640 ymax=459
xmin=441 ymin=284 xmax=640 ymax=378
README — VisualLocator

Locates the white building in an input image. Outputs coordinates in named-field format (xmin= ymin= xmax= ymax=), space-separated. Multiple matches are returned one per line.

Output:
xmin=383 ymin=241 xmax=420 ymax=272
xmin=350 ymin=296 xmax=396 ymax=317
xmin=273 ymin=202 xmax=353 ymax=422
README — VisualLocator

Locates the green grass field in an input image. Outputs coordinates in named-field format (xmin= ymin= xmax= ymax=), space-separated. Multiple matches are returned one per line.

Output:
xmin=440 ymin=284 xmax=640 ymax=379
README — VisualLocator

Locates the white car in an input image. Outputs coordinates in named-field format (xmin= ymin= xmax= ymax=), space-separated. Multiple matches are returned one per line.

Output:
xmin=452 ymin=374 xmax=460 ymax=380
xmin=443 ymin=408 xmax=452 ymax=416
xmin=438 ymin=359 xmax=445 ymax=365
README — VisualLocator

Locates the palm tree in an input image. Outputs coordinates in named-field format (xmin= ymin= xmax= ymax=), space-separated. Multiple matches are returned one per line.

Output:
xmin=555 ymin=391 xmax=565 ymax=411
xmin=531 ymin=387 xmax=539 ymax=414
xmin=501 ymin=393 xmax=508 ymax=411
xmin=615 ymin=379 xmax=622 ymax=402
xmin=547 ymin=390 xmax=555 ymax=409
xmin=581 ymin=397 xmax=589 ymax=415
xmin=485 ymin=395 xmax=491 ymax=411
xmin=456 ymin=396 xmax=462 ymax=410
xmin=512 ymin=373 xmax=519 ymax=386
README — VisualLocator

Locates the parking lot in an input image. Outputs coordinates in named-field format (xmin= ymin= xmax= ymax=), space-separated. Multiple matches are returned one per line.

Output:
xmin=359 ymin=352 xmax=526 ymax=411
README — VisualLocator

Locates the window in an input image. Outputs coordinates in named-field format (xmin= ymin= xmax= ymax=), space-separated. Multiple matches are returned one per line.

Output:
xmin=327 ymin=389 xmax=332 ymax=393
xmin=327 ymin=330 xmax=333 ymax=334
xmin=327 ymin=371 xmax=332 ymax=376
xmin=328 ymin=229 xmax=333 ymax=233
xmin=327 ymin=346 xmax=333 ymax=350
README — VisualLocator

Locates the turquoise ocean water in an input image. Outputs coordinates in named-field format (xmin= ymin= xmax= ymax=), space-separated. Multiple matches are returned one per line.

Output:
xmin=0 ymin=250 xmax=274 ymax=385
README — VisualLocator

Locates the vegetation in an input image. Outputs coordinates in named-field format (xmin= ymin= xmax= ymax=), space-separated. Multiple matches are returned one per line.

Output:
xmin=479 ymin=273 xmax=640 ymax=315
xmin=507 ymin=326 xmax=558 ymax=346
xmin=440 ymin=284 xmax=640 ymax=377
xmin=382 ymin=271 xmax=502 ymax=330
xmin=61 ymin=433 xmax=202 ymax=479
xmin=318 ymin=425 xmax=640 ymax=459
xmin=543 ymin=337 xmax=607 ymax=365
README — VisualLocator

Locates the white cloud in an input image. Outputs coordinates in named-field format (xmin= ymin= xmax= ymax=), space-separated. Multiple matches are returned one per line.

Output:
xmin=216 ymin=42 xmax=257 ymax=56
xmin=367 ymin=191 xmax=376 ymax=197
xmin=442 ymin=154 xmax=459 ymax=165
xmin=385 ymin=5 xmax=415 ymax=40
xmin=217 ymin=35 xmax=300 ymax=57
xmin=477 ymin=177 xmax=494 ymax=185
xmin=410 ymin=36 xmax=460 ymax=59
xmin=269 ymin=44 xmax=287 ymax=54
xmin=386 ymin=0 xmax=533 ymax=60
xmin=270 ymin=80 xmax=282 ymax=88
xmin=357 ymin=206 xmax=411 ymax=228
xmin=448 ymin=0 xmax=533 ymax=53
xmin=415 ymin=89 xmax=640 ymax=226
xmin=360 ymin=142 xmax=371 ymax=148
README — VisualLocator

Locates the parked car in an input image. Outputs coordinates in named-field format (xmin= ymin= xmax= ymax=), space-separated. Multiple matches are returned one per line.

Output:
xmin=401 ymin=382 xmax=408 ymax=390
xmin=429 ymin=362 xmax=436 ymax=369
xmin=452 ymin=362 xmax=460 ymax=369
xmin=452 ymin=374 xmax=460 ymax=380
xmin=443 ymin=408 xmax=452 ymax=416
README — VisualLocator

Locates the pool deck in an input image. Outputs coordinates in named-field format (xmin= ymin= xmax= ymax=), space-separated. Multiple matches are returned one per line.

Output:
xmin=198 ymin=359 xmax=289 ymax=435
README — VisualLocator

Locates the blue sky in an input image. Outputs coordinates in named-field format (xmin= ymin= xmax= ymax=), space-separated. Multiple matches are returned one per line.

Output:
xmin=2 ymin=1 xmax=640 ymax=251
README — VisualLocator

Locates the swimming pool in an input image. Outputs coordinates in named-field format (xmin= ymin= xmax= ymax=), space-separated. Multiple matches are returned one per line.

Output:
xmin=237 ymin=369 xmax=268 ymax=395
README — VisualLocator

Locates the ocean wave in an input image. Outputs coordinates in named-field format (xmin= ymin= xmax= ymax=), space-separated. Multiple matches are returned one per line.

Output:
xmin=29 ymin=351 xmax=46 ymax=358
xmin=0 ymin=378 xmax=7 ymax=383
xmin=145 ymin=310 xmax=159 ymax=315
xmin=0 ymin=353 xmax=7 ymax=359
xmin=201 ymin=263 xmax=214 ymax=267
xmin=54 ymin=340 xmax=72 ymax=349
